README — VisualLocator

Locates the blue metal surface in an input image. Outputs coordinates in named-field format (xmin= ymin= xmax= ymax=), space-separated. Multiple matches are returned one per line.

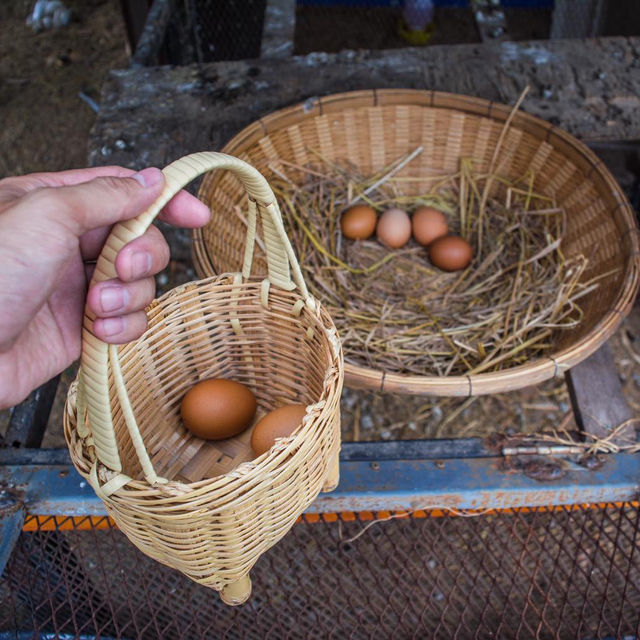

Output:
xmin=1 ymin=449 xmax=639 ymax=516
xmin=0 ymin=464 xmax=105 ymax=517
xmin=0 ymin=497 xmax=25 ymax=575
xmin=0 ymin=439 xmax=492 ymax=466
xmin=0 ymin=448 xmax=71 ymax=466
xmin=312 ymin=453 xmax=640 ymax=512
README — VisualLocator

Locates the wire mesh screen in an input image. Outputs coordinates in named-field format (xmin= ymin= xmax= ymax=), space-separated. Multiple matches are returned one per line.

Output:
xmin=149 ymin=1 xmax=640 ymax=66
xmin=154 ymin=1 xmax=561 ymax=65
xmin=1 ymin=505 xmax=639 ymax=638
xmin=162 ymin=0 xmax=267 ymax=64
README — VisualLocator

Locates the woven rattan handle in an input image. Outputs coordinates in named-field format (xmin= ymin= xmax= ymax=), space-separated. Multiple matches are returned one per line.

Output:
xmin=80 ymin=151 xmax=312 ymax=477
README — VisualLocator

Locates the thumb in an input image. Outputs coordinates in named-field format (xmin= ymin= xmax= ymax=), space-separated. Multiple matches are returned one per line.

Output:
xmin=32 ymin=167 xmax=166 ymax=235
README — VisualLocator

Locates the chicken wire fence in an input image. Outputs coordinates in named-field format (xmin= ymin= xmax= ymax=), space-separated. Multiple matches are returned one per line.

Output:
xmin=147 ymin=1 xmax=639 ymax=66
xmin=2 ymin=504 xmax=640 ymax=639
xmin=161 ymin=0 xmax=267 ymax=64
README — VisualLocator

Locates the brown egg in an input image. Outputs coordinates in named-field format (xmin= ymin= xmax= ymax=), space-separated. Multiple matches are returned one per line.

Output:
xmin=376 ymin=208 xmax=412 ymax=249
xmin=180 ymin=378 xmax=257 ymax=440
xmin=429 ymin=235 xmax=473 ymax=271
xmin=412 ymin=206 xmax=449 ymax=246
xmin=251 ymin=404 xmax=307 ymax=456
xmin=340 ymin=204 xmax=377 ymax=240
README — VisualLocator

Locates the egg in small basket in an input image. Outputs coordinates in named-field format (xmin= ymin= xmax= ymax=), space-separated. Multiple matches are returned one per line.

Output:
xmin=63 ymin=152 xmax=344 ymax=605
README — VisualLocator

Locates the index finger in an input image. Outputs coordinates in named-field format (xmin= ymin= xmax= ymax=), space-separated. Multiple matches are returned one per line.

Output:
xmin=29 ymin=166 xmax=137 ymax=186
xmin=0 ymin=166 xmax=137 ymax=199
xmin=157 ymin=190 xmax=211 ymax=228
xmin=20 ymin=166 xmax=210 ymax=227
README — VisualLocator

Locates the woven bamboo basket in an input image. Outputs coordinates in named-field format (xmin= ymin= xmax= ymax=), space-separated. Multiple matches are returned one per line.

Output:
xmin=63 ymin=152 xmax=344 ymax=605
xmin=192 ymin=89 xmax=640 ymax=397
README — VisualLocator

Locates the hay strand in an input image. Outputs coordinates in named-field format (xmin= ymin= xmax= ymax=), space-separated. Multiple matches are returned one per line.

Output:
xmin=272 ymin=144 xmax=600 ymax=377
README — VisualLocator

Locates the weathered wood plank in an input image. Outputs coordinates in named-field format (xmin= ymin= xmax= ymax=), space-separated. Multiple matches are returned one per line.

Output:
xmin=550 ymin=0 xmax=605 ymax=39
xmin=90 ymin=36 xmax=640 ymax=171
xmin=565 ymin=343 xmax=635 ymax=444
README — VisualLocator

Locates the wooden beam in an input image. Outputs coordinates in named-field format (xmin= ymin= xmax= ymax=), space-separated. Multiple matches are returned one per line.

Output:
xmin=90 ymin=36 xmax=640 ymax=171
xmin=565 ymin=343 xmax=635 ymax=445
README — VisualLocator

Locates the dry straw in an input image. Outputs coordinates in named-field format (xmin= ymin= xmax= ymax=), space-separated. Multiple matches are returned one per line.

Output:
xmin=507 ymin=418 xmax=640 ymax=457
xmin=65 ymin=152 xmax=344 ymax=605
xmin=193 ymin=89 xmax=640 ymax=396
xmin=270 ymin=144 xmax=607 ymax=380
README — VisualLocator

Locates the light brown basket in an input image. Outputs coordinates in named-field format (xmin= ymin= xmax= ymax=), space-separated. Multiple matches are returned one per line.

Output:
xmin=63 ymin=152 xmax=344 ymax=605
xmin=192 ymin=89 xmax=640 ymax=396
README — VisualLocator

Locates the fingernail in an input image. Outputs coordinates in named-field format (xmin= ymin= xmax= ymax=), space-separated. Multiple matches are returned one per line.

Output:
xmin=132 ymin=167 xmax=163 ymax=188
xmin=100 ymin=317 xmax=124 ymax=337
xmin=132 ymin=251 xmax=152 ymax=278
xmin=100 ymin=286 xmax=129 ymax=313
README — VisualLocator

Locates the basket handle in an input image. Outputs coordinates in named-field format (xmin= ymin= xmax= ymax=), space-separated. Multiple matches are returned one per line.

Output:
xmin=80 ymin=151 xmax=312 ymax=477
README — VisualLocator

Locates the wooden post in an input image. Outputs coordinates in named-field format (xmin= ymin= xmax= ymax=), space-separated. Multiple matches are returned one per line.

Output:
xmin=261 ymin=0 xmax=296 ymax=59
xmin=472 ymin=0 xmax=510 ymax=43
xmin=550 ymin=0 xmax=606 ymax=39
xmin=565 ymin=343 xmax=635 ymax=445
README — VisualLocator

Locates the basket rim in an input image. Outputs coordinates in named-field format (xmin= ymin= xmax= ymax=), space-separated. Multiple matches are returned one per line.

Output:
xmin=192 ymin=88 xmax=640 ymax=396
xmin=65 ymin=273 xmax=344 ymax=495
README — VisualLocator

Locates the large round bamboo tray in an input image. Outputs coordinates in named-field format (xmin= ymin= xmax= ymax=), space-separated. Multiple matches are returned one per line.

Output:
xmin=64 ymin=152 xmax=343 ymax=605
xmin=192 ymin=89 xmax=640 ymax=397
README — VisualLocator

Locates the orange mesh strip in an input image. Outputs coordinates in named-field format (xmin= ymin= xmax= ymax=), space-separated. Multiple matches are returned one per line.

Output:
xmin=23 ymin=502 xmax=639 ymax=531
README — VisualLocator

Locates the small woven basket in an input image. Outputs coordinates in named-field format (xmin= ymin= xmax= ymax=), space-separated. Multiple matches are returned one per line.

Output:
xmin=63 ymin=152 xmax=343 ymax=605
xmin=192 ymin=89 xmax=640 ymax=396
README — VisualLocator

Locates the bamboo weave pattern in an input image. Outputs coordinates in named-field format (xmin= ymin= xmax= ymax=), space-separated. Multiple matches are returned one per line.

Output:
xmin=65 ymin=152 xmax=344 ymax=604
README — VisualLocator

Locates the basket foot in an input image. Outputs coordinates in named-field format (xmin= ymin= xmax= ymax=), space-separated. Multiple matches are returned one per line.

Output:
xmin=322 ymin=452 xmax=340 ymax=493
xmin=220 ymin=574 xmax=252 ymax=606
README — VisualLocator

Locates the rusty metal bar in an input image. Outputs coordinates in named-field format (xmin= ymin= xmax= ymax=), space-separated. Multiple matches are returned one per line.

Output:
xmin=1 ymin=451 xmax=639 ymax=517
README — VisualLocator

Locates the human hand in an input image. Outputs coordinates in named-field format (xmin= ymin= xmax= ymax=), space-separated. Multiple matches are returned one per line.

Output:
xmin=0 ymin=166 xmax=211 ymax=409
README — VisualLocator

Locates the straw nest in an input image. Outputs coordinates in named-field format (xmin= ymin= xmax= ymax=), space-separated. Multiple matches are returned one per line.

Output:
xmin=270 ymin=146 xmax=610 ymax=378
